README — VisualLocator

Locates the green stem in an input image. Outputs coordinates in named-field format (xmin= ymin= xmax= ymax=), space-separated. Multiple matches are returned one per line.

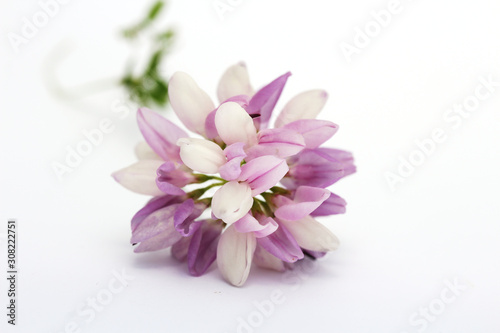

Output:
xmin=194 ymin=174 xmax=225 ymax=183
xmin=187 ymin=182 xmax=225 ymax=199
xmin=270 ymin=186 xmax=289 ymax=195
xmin=261 ymin=192 xmax=274 ymax=203
xmin=194 ymin=174 xmax=211 ymax=183
xmin=197 ymin=197 xmax=212 ymax=207
xmin=253 ymin=198 xmax=274 ymax=217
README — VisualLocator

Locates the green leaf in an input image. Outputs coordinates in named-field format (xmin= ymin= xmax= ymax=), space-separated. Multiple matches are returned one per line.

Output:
xmin=119 ymin=0 xmax=174 ymax=109
xmin=122 ymin=1 xmax=166 ymax=39
xmin=148 ymin=1 xmax=164 ymax=20
xmin=156 ymin=28 xmax=175 ymax=42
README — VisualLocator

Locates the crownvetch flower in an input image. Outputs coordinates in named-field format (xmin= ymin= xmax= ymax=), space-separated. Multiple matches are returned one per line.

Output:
xmin=113 ymin=62 xmax=356 ymax=286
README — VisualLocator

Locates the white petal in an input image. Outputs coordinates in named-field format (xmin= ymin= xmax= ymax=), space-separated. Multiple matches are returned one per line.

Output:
xmin=217 ymin=62 xmax=254 ymax=103
xmin=215 ymin=102 xmax=257 ymax=146
xmin=177 ymin=138 xmax=226 ymax=174
xmin=253 ymin=244 xmax=286 ymax=272
xmin=112 ymin=160 xmax=164 ymax=196
xmin=212 ymin=181 xmax=253 ymax=224
xmin=274 ymin=90 xmax=328 ymax=127
xmin=279 ymin=216 xmax=339 ymax=252
xmin=217 ymin=225 xmax=256 ymax=286
xmin=169 ymin=72 xmax=215 ymax=136
xmin=134 ymin=141 xmax=162 ymax=161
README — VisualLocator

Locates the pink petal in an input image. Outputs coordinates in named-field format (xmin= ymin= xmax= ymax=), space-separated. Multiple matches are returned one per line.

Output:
xmin=282 ymin=148 xmax=355 ymax=189
xmin=211 ymin=181 xmax=253 ymax=224
xmin=131 ymin=204 xmax=179 ymax=243
xmin=219 ymin=142 xmax=247 ymax=181
xmin=246 ymin=128 xmax=305 ymax=160
xmin=217 ymin=62 xmax=254 ymax=103
xmin=221 ymin=94 xmax=251 ymax=107
xmin=224 ymin=141 xmax=247 ymax=160
xmin=173 ymin=199 xmax=206 ymax=237
xmin=215 ymin=102 xmax=257 ymax=146
xmin=204 ymin=110 xmax=218 ymax=141
xmin=216 ymin=225 xmax=256 ymax=286
xmin=134 ymin=141 xmax=162 ymax=161
xmin=219 ymin=159 xmax=243 ymax=181
xmin=171 ymin=235 xmax=192 ymax=261
xmin=257 ymin=220 xmax=304 ymax=263
xmin=112 ymin=160 xmax=164 ymax=196
xmin=156 ymin=162 xmax=195 ymax=196
xmin=283 ymin=119 xmax=338 ymax=148
xmin=294 ymin=186 xmax=331 ymax=204
xmin=205 ymin=95 xmax=252 ymax=141
xmin=134 ymin=231 xmax=183 ymax=253
xmin=131 ymin=195 xmax=181 ymax=232
xmin=253 ymin=244 xmax=286 ymax=272
xmin=168 ymin=72 xmax=215 ymax=136
xmin=311 ymin=192 xmax=347 ymax=216
xmin=137 ymin=108 xmax=188 ymax=162
xmin=132 ymin=204 xmax=184 ymax=252
xmin=274 ymin=186 xmax=330 ymax=221
xmin=239 ymin=156 xmax=289 ymax=196
xmin=275 ymin=90 xmax=328 ymax=127
xmin=247 ymin=72 xmax=291 ymax=129
xmin=177 ymin=138 xmax=226 ymax=174
xmin=233 ymin=214 xmax=278 ymax=238
xmin=187 ymin=220 xmax=224 ymax=276
xmin=279 ymin=216 xmax=339 ymax=252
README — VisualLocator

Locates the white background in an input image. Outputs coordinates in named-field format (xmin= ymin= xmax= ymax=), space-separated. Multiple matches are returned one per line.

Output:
xmin=1 ymin=0 xmax=500 ymax=332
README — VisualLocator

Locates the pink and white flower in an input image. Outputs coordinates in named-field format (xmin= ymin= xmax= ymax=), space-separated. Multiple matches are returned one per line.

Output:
xmin=113 ymin=63 xmax=356 ymax=286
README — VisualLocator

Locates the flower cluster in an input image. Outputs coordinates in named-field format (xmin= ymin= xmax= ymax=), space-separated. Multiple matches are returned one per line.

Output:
xmin=113 ymin=63 xmax=355 ymax=286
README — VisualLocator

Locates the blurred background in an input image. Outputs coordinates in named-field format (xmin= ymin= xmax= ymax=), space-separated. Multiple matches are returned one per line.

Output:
xmin=1 ymin=0 xmax=499 ymax=332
